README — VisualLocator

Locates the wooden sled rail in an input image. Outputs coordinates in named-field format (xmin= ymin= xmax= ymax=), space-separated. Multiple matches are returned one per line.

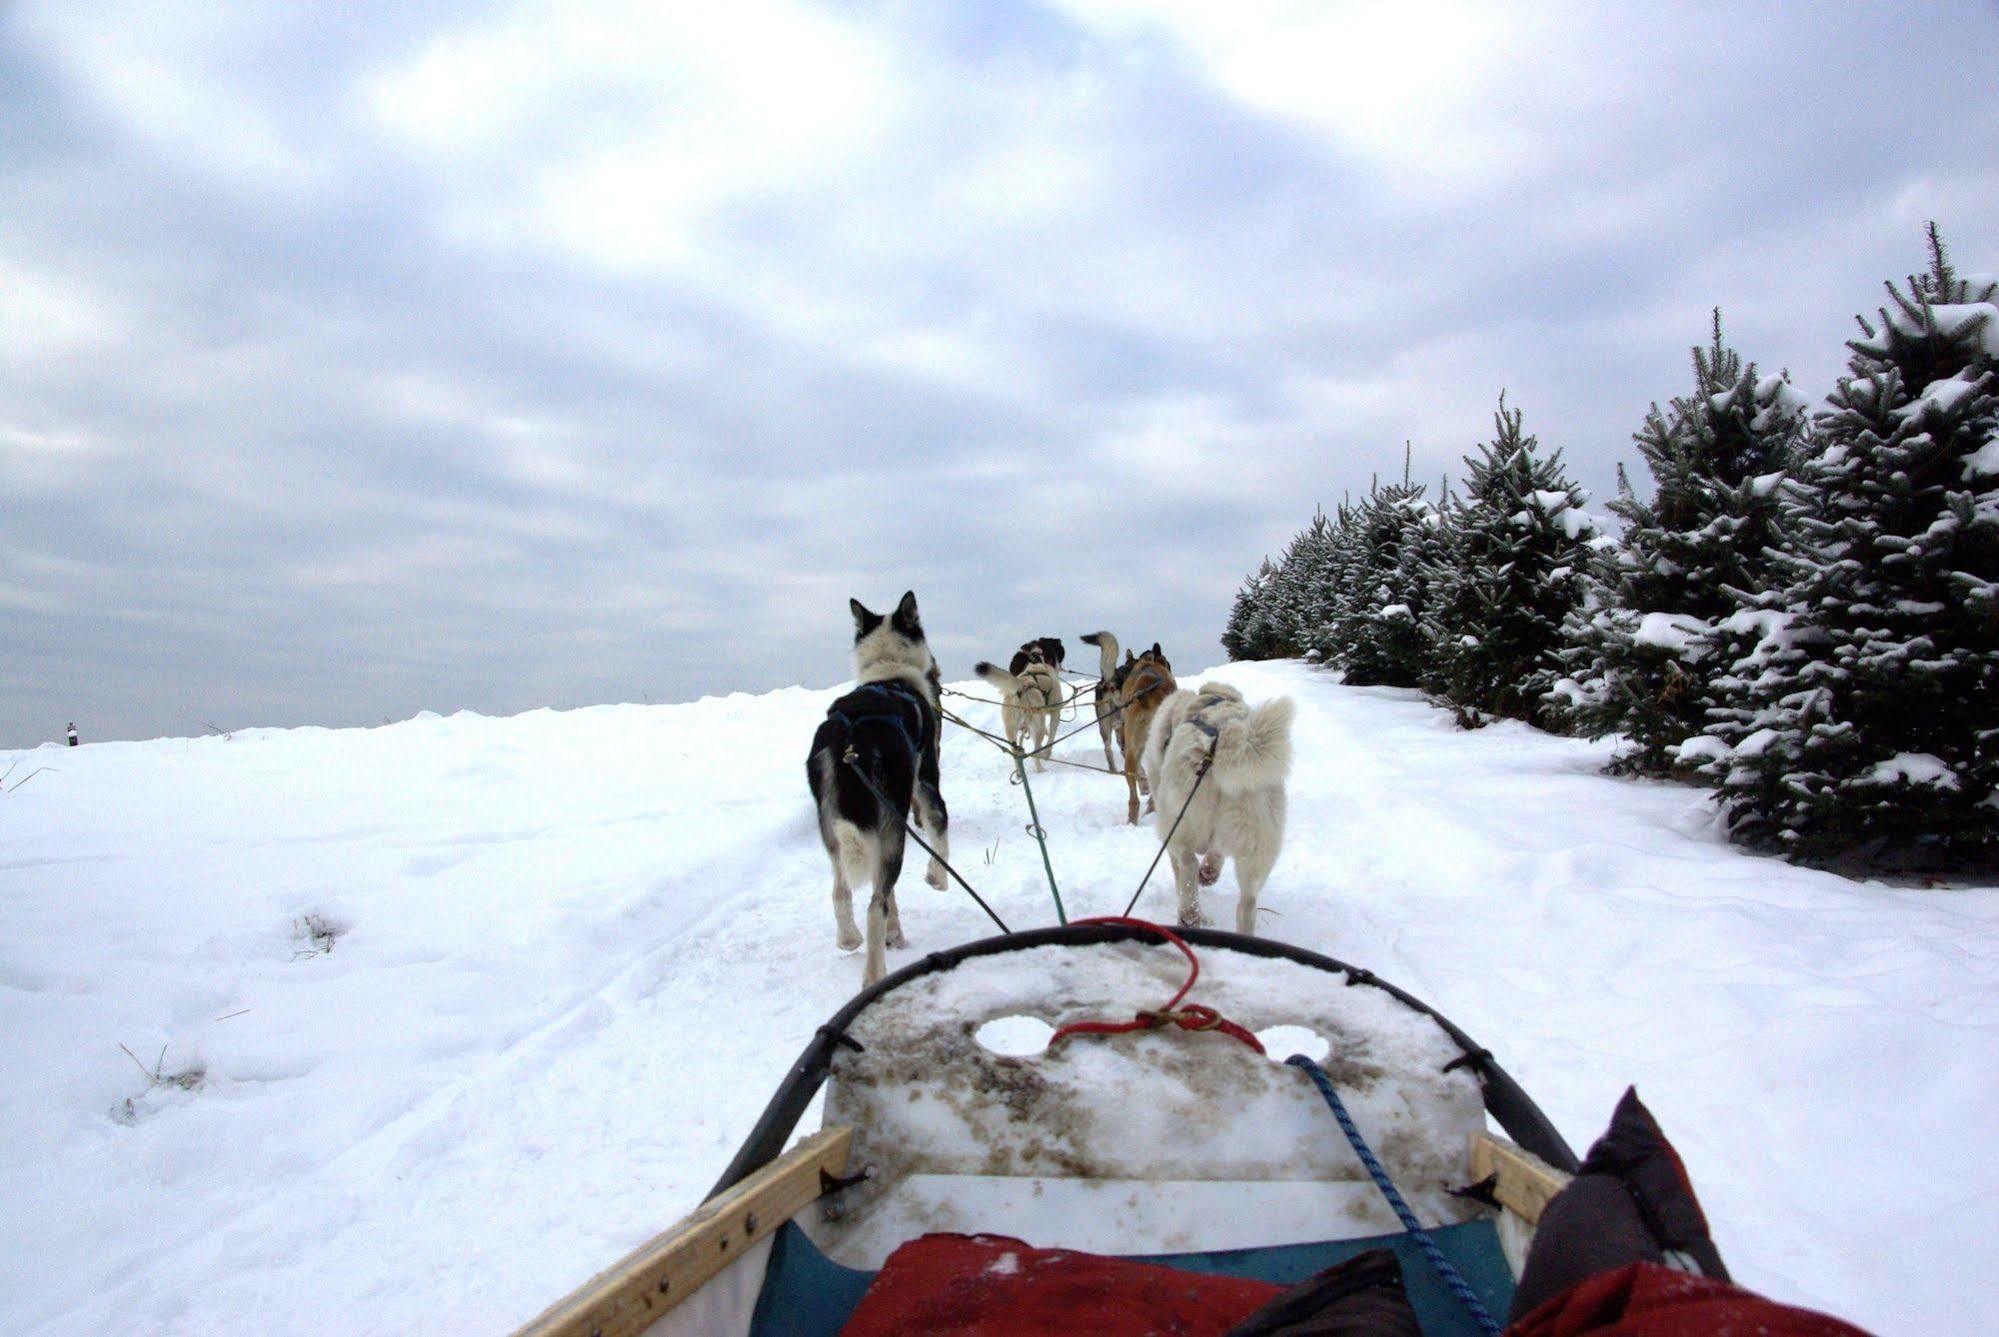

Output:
xmin=515 ymin=1126 xmax=855 ymax=1337
xmin=1469 ymin=1130 xmax=1573 ymax=1225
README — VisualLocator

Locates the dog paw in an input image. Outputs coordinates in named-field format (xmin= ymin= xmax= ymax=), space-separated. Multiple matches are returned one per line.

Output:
xmin=886 ymin=929 xmax=908 ymax=949
xmin=926 ymin=866 xmax=947 ymax=890
xmin=837 ymin=928 xmax=862 ymax=952
xmin=1198 ymin=855 xmax=1222 ymax=886
xmin=1177 ymin=908 xmax=1207 ymax=928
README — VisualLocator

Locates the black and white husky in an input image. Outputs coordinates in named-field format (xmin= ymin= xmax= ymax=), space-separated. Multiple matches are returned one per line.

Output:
xmin=806 ymin=592 xmax=951 ymax=985
xmin=1079 ymin=631 xmax=1124 ymax=771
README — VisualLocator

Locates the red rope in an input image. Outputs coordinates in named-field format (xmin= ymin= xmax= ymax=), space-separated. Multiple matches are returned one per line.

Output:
xmin=1047 ymin=916 xmax=1266 ymax=1054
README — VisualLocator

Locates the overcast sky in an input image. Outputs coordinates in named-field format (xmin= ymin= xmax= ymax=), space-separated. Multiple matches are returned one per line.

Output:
xmin=4 ymin=2 xmax=1996 ymax=747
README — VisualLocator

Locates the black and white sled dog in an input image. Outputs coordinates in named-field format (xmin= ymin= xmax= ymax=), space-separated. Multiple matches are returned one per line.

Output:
xmin=974 ymin=654 xmax=1063 ymax=771
xmin=1009 ymin=636 xmax=1066 ymax=677
xmin=1140 ymin=682 xmax=1295 ymax=933
xmin=1079 ymin=631 xmax=1125 ymax=771
xmin=806 ymin=592 xmax=951 ymax=985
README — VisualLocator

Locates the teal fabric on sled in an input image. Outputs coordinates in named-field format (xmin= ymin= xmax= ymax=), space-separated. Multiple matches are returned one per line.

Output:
xmin=748 ymin=1218 xmax=1515 ymax=1335
xmin=748 ymin=1224 xmax=872 ymax=1336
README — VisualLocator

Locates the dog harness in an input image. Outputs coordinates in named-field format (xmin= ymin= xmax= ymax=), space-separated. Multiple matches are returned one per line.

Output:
xmin=1125 ymin=664 xmax=1170 ymax=699
xmin=826 ymin=680 xmax=927 ymax=757
xmin=1180 ymin=694 xmax=1233 ymax=743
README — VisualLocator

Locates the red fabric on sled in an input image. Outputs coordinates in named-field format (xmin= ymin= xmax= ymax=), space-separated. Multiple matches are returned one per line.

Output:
xmin=838 ymin=1232 xmax=1283 ymax=1336
xmin=1506 ymin=1262 xmax=1872 ymax=1337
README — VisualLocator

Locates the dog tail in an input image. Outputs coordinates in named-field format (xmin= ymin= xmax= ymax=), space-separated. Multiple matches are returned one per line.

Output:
xmin=1080 ymin=631 xmax=1118 ymax=681
xmin=1210 ymin=696 xmax=1295 ymax=793
xmin=974 ymin=661 xmax=1018 ymax=695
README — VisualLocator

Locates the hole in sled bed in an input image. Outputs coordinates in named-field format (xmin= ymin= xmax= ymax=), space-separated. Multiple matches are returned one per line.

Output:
xmin=748 ymin=1215 xmax=1514 ymax=1336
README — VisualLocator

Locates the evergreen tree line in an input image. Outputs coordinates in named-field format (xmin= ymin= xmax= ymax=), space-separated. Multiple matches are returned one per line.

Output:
xmin=1222 ymin=228 xmax=1999 ymax=872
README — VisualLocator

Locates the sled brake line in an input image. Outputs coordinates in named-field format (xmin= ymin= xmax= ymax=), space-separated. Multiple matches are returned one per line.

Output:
xmin=938 ymin=687 xmax=1232 ymax=928
xmin=932 ymin=705 xmax=1068 ymax=925
xmin=1011 ymin=753 xmax=1066 ymax=925
xmin=941 ymin=681 xmax=1093 ymax=714
xmin=838 ymin=746 xmax=1010 ymax=934
xmin=1121 ymin=738 xmax=1217 ymax=917
xmin=939 ymin=692 xmax=1131 ymax=776
xmin=940 ymin=703 xmax=1125 ymax=778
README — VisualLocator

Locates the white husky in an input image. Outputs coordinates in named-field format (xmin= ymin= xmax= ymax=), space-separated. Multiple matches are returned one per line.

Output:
xmin=1140 ymin=682 xmax=1294 ymax=933
xmin=974 ymin=658 xmax=1064 ymax=771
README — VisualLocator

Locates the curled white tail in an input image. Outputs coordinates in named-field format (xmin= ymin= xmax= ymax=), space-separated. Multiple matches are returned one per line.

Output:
xmin=1079 ymin=631 xmax=1119 ymax=682
xmin=1211 ymin=696 xmax=1295 ymax=793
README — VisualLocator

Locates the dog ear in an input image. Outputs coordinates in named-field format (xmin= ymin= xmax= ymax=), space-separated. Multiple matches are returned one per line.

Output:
xmin=1150 ymin=642 xmax=1163 ymax=658
xmin=850 ymin=598 xmax=882 ymax=638
xmin=893 ymin=590 xmax=920 ymax=629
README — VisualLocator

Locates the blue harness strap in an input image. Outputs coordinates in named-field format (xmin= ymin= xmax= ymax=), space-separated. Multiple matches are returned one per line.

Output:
xmin=1183 ymin=693 xmax=1232 ymax=741
xmin=827 ymin=680 xmax=924 ymax=758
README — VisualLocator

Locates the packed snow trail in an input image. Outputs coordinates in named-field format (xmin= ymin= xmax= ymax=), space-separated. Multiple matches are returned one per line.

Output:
xmin=2 ymin=662 xmax=1994 ymax=1335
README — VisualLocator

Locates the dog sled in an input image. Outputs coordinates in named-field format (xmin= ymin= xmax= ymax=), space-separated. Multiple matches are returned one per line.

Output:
xmin=514 ymin=919 xmax=1592 ymax=1336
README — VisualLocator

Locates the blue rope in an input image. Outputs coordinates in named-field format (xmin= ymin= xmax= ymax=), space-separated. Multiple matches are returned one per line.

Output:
xmin=1285 ymin=1054 xmax=1503 ymax=1336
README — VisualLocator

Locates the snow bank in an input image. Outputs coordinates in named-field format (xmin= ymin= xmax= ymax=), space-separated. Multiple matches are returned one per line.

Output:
xmin=2 ymin=664 xmax=1994 ymax=1335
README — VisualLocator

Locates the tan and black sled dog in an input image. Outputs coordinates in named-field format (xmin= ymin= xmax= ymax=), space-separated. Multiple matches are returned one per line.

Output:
xmin=1140 ymin=682 xmax=1295 ymax=932
xmin=1115 ymin=643 xmax=1176 ymax=824
xmin=974 ymin=653 xmax=1063 ymax=771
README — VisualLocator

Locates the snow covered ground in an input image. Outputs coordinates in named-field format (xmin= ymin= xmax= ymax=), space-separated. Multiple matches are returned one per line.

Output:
xmin=3 ymin=659 xmax=1993 ymax=1335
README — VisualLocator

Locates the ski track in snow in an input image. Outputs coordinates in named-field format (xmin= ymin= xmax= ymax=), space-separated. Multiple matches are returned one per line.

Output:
xmin=2 ymin=663 xmax=1994 ymax=1335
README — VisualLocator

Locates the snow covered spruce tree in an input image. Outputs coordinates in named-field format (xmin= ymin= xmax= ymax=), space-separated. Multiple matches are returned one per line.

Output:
xmin=1335 ymin=482 xmax=1438 ymax=687
xmin=1281 ymin=508 xmax=1345 ymax=662
xmin=1702 ymin=229 xmax=1999 ymax=866
xmin=1222 ymin=558 xmax=1280 ymax=660
xmin=1421 ymin=396 xmax=1598 ymax=727
xmin=1553 ymin=312 xmax=1810 ymax=773
xmin=1253 ymin=526 xmax=1319 ymax=659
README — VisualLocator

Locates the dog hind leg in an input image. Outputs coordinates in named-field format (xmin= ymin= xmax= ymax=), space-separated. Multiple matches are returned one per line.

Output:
xmin=913 ymin=782 xmax=950 ymax=890
xmin=1233 ymin=848 xmax=1275 ymax=935
xmin=828 ymin=822 xmax=869 ymax=951
xmin=1226 ymin=793 xmax=1285 ymax=936
xmin=876 ymin=825 xmax=908 ymax=951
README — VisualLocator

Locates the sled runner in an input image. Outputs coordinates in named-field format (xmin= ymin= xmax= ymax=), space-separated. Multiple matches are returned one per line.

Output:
xmin=515 ymin=921 xmax=1580 ymax=1337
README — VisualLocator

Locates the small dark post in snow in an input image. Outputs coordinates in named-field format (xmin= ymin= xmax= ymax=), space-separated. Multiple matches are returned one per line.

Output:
xmin=66 ymin=723 xmax=78 ymax=747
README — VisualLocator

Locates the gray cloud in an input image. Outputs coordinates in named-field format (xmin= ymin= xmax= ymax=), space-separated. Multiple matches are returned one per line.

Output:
xmin=3 ymin=1 xmax=1996 ymax=747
